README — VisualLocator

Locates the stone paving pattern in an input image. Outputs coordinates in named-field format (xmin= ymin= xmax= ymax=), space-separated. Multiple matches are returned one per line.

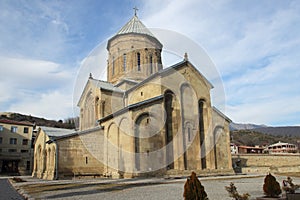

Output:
xmin=0 ymin=178 xmax=24 ymax=200
xmin=7 ymin=175 xmax=300 ymax=200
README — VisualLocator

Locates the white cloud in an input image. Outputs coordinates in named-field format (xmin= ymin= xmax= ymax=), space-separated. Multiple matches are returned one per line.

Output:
xmin=0 ymin=56 xmax=75 ymax=119
xmin=8 ymin=90 xmax=74 ymax=120
xmin=140 ymin=0 xmax=300 ymax=125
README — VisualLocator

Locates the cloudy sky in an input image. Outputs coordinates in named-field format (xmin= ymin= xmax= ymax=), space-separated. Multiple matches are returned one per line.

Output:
xmin=0 ymin=0 xmax=299 ymax=126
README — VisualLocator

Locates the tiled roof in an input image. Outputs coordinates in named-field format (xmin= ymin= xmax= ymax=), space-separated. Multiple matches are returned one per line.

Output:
xmin=0 ymin=119 xmax=33 ymax=126
xmin=116 ymin=15 xmax=155 ymax=37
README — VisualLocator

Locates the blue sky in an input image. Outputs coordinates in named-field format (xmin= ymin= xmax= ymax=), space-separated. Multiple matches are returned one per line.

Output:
xmin=0 ymin=0 xmax=299 ymax=126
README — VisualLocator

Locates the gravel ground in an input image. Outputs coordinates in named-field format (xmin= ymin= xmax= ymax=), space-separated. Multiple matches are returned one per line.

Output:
xmin=11 ymin=174 xmax=300 ymax=200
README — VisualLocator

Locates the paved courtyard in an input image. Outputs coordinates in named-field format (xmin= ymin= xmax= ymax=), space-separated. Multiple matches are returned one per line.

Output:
xmin=8 ymin=174 xmax=300 ymax=200
xmin=0 ymin=177 xmax=24 ymax=200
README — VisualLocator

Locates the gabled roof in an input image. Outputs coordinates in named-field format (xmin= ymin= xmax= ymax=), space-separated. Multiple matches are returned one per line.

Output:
xmin=77 ymin=77 xmax=124 ymax=106
xmin=125 ymin=60 xmax=214 ymax=95
xmin=212 ymin=106 xmax=232 ymax=123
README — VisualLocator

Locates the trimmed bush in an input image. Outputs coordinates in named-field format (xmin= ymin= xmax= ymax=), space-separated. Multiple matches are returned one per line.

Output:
xmin=183 ymin=171 xmax=208 ymax=200
xmin=263 ymin=173 xmax=282 ymax=198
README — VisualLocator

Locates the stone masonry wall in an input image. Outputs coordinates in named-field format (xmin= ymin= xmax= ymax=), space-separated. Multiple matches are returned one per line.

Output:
xmin=232 ymin=154 xmax=300 ymax=173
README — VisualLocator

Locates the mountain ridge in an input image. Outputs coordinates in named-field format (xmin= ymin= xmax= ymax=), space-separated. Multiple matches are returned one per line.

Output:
xmin=230 ymin=122 xmax=300 ymax=138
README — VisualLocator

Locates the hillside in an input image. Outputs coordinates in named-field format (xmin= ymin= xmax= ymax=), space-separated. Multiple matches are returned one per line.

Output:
xmin=253 ymin=126 xmax=300 ymax=137
xmin=230 ymin=122 xmax=300 ymax=137
xmin=0 ymin=112 xmax=77 ymax=129
xmin=231 ymin=129 xmax=300 ymax=147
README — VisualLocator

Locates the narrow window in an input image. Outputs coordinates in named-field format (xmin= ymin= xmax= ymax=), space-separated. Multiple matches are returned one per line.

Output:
xmin=137 ymin=52 xmax=141 ymax=71
xmin=188 ymin=127 xmax=191 ymax=142
xmin=23 ymin=127 xmax=29 ymax=133
xmin=112 ymin=56 xmax=115 ymax=75
xmin=199 ymin=100 xmax=206 ymax=169
xmin=0 ymin=125 xmax=3 ymax=131
xmin=11 ymin=126 xmax=17 ymax=133
xmin=149 ymin=55 xmax=153 ymax=74
xmin=0 ymin=137 xmax=2 ymax=144
xmin=85 ymin=156 xmax=88 ymax=164
xmin=123 ymin=54 xmax=126 ymax=71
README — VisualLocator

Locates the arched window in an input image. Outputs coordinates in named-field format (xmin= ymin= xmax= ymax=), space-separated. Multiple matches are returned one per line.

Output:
xmin=123 ymin=54 xmax=126 ymax=71
xmin=112 ymin=56 xmax=115 ymax=75
xmin=198 ymin=99 xmax=206 ymax=169
xmin=137 ymin=52 xmax=141 ymax=71
xmin=95 ymin=97 xmax=100 ymax=120
xmin=164 ymin=91 xmax=174 ymax=169
xmin=149 ymin=55 xmax=153 ymax=74
xmin=188 ymin=127 xmax=191 ymax=142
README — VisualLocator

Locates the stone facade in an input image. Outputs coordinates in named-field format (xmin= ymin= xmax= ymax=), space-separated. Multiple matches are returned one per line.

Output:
xmin=33 ymin=14 xmax=233 ymax=179
xmin=232 ymin=154 xmax=300 ymax=174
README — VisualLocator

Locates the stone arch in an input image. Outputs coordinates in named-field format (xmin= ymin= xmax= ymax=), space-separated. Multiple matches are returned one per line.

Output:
xmin=47 ymin=148 xmax=51 ymax=171
xmin=134 ymin=112 xmax=150 ymax=171
xmin=180 ymin=83 xmax=198 ymax=170
xmin=198 ymin=99 xmax=207 ymax=169
xmin=37 ymin=145 xmax=42 ymax=173
xmin=52 ymin=146 xmax=56 ymax=174
xmin=164 ymin=90 xmax=175 ymax=169
xmin=43 ymin=149 xmax=47 ymax=177
xmin=106 ymin=123 xmax=119 ymax=173
xmin=83 ymin=91 xmax=95 ymax=129
xmin=213 ymin=125 xmax=227 ymax=169
xmin=95 ymin=96 xmax=100 ymax=120
xmin=184 ymin=121 xmax=195 ymax=144
xmin=118 ymin=117 xmax=133 ymax=174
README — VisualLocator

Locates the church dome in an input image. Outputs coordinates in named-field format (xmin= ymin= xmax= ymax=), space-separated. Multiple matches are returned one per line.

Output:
xmin=106 ymin=13 xmax=163 ymax=84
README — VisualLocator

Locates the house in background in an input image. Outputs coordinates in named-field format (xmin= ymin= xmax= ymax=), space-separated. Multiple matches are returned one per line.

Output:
xmin=0 ymin=119 xmax=34 ymax=175
xmin=264 ymin=141 xmax=298 ymax=154
xmin=238 ymin=145 xmax=264 ymax=154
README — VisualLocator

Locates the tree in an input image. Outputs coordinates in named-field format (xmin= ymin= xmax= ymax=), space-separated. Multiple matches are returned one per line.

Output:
xmin=183 ymin=171 xmax=209 ymax=200
xmin=263 ymin=173 xmax=282 ymax=198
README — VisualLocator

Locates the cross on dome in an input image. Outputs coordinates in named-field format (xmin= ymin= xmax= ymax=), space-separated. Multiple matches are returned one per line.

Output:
xmin=133 ymin=6 xmax=139 ymax=16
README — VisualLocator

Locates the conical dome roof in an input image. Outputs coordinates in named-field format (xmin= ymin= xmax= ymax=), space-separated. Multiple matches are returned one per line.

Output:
xmin=116 ymin=15 xmax=155 ymax=37
xmin=107 ymin=14 xmax=162 ymax=50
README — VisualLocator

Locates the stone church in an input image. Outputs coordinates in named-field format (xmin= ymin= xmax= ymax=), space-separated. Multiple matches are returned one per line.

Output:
xmin=32 ymin=13 xmax=233 ymax=179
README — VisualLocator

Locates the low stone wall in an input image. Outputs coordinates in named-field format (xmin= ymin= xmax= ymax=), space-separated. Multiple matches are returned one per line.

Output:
xmin=232 ymin=154 xmax=300 ymax=174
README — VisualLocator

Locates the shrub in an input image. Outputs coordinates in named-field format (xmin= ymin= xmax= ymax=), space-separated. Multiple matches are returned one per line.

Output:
xmin=263 ymin=173 xmax=282 ymax=197
xmin=282 ymin=176 xmax=300 ymax=194
xmin=183 ymin=171 xmax=209 ymax=200
xmin=225 ymin=182 xmax=250 ymax=200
